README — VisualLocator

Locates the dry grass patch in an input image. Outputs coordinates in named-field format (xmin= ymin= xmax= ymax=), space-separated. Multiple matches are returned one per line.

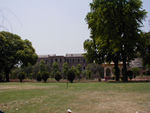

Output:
xmin=0 ymin=82 xmax=150 ymax=113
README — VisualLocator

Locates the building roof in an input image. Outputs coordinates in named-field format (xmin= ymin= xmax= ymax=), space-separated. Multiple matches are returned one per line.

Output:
xmin=65 ymin=53 xmax=83 ymax=57
xmin=38 ymin=53 xmax=84 ymax=58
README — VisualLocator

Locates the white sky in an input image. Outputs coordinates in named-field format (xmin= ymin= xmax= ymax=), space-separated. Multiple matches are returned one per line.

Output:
xmin=0 ymin=0 xmax=150 ymax=55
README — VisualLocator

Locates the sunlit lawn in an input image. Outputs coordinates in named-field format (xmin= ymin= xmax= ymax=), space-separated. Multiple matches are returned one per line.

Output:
xmin=0 ymin=82 xmax=150 ymax=113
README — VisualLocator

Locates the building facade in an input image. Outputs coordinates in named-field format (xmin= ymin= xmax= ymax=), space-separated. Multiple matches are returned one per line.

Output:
xmin=38 ymin=54 xmax=87 ymax=71
xmin=38 ymin=54 xmax=144 ymax=77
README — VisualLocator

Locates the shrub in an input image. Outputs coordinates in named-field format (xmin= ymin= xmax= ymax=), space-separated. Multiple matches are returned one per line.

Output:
xmin=127 ymin=70 xmax=133 ymax=80
xmin=131 ymin=67 xmax=140 ymax=77
xmin=18 ymin=72 xmax=26 ymax=82
xmin=55 ymin=71 xmax=62 ymax=82
xmin=36 ymin=72 xmax=42 ymax=81
xmin=41 ymin=71 xmax=49 ymax=82
xmin=67 ymin=69 xmax=75 ymax=83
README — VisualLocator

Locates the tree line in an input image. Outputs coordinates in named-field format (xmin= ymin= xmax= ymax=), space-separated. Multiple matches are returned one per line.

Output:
xmin=9 ymin=60 xmax=105 ymax=83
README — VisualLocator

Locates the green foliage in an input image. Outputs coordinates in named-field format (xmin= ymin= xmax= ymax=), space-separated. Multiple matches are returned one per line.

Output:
xmin=11 ymin=68 xmax=21 ymax=79
xmin=76 ymin=64 xmax=82 ymax=80
xmin=36 ymin=72 xmax=42 ymax=81
xmin=55 ymin=71 xmax=62 ymax=82
xmin=0 ymin=31 xmax=38 ymax=82
xmin=41 ymin=71 xmax=49 ymax=82
xmin=131 ymin=67 xmax=140 ymax=77
xmin=84 ymin=0 xmax=147 ymax=82
xmin=37 ymin=60 xmax=50 ymax=82
xmin=40 ymin=60 xmax=47 ymax=72
xmin=51 ymin=62 xmax=59 ymax=78
xmin=86 ymin=70 xmax=92 ymax=79
xmin=62 ymin=62 xmax=69 ymax=79
xmin=140 ymin=32 xmax=150 ymax=68
xmin=18 ymin=72 xmax=26 ymax=82
xmin=67 ymin=66 xmax=76 ymax=83
xmin=32 ymin=62 xmax=40 ymax=79
xmin=22 ymin=64 xmax=33 ymax=79
xmin=86 ymin=63 xmax=104 ymax=79
xmin=32 ymin=61 xmax=50 ymax=79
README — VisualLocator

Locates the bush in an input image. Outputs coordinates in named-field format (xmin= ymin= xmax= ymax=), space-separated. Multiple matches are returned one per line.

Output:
xmin=36 ymin=72 xmax=42 ymax=81
xmin=127 ymin=70 xmax=133 ymax=80
xmin=41 ymin=71 xmax=49 ymax=82
xmin=131 ymin=67 xmax=140 ymax=77
xmin=18 ymin=72 xmax=26 ymax=82
xmin=67 ymin=69 xmax=75 ymax=83
xmin=55 ymin=71 xmax=62 ymax=82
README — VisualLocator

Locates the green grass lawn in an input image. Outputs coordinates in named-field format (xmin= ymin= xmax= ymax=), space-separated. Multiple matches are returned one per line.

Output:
xmin=0 ymin=82 xmax=150 ymax=113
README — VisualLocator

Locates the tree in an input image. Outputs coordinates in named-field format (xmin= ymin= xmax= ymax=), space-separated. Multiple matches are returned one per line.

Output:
xmin=51 ymin=62 xmax=60 ymax=78
xmin=38 ymin=60 xmax=50 ymax=82
xmin=76 ymin=64 xmax=82 ymax=80
xmin=86 ymin=63 xmax=104 ymax=79
xmin=85 ymin=0 xmax=147 ymax=82
xmin=32 ymin=61 xmax=50 ymax=80
xmin=0 ymin=34 xmax=6 ymax=79
xmin=41 ymin=71 xmax=49 ymax=82
xmin=62 ymin=62 xmax=69 ymax=79
xmin=131 ymin=67 xmax=140 ymax=77
xmin=84 ymin=69 xmax=91 ymax=80
xmin=22 ymin=63 xmax=33 ymax=79
xmin=67 ymin=66 xmax=76 ymax=83
xmin=18 ymin=72 xmax=26 ymax=82
xmin=55 ymin=71 xmax=62 ymax=82
xmin=0 ymin=31 xmax=38 ymax=82
xmin=32 ymin=62 xmax=40 ymax=79
xmin=36 ymin=72 xmax=42 ymax=81
xmin=39 ymin=60 xmax=47 ymax=72
xmin=140 ymin=32 xmax=150 ymax=69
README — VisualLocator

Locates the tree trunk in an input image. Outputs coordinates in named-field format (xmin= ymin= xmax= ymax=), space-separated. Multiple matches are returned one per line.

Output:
xmin=122 ymin=57 xmax=128 ymax=82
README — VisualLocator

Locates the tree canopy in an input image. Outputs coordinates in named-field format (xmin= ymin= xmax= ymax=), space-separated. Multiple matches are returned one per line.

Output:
xmin=0 ymin=31 xmax=38 ymax=82
xmin=84 ymin=0 xmax=147 ymax=82
xmin=141 ymin=32 xmax=150 ymax=69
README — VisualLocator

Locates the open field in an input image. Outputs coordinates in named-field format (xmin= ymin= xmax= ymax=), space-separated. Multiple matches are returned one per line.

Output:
xmin=0 ymin=82 xmax=150 ymax=113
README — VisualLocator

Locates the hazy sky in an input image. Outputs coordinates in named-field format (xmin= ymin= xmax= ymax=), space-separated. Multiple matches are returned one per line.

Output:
xmin=0 ymin=0 xmax=150 ymax=55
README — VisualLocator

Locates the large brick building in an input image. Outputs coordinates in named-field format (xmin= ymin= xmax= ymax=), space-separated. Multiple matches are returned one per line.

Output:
xmin=38 ymin=54 xmax=87 ymax=71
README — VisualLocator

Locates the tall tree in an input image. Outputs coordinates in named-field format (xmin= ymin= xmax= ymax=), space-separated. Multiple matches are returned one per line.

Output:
xmin=76 ymin=64 xmax=82 ymax=80
xmin=51 ymin=62 xmax=60 ymax=78
xmin=0 ymin=31 xmax=38 ymax=82
xmin=84 ymin=0 xmax=147 ymax=82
